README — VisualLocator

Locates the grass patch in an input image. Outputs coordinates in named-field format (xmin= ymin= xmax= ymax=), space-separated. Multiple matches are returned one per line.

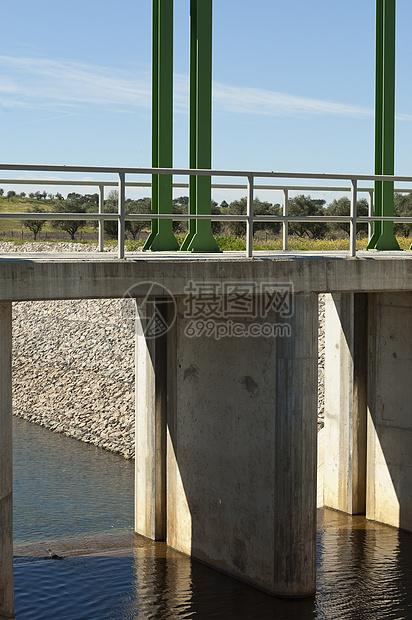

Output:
xmin=215 ymin=236 xmax=247 ymax=251
xmin=125 ymin=239 xmax=145 ymax=251
xmin=254 ymin=237 xmax=354 ymax=251
xmin=1 ymin=237 xmax=25 ymax=245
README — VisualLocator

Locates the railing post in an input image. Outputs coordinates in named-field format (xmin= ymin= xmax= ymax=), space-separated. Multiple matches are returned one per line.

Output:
xmin=350 ymin=179 xmax=357 ymax=257
xmin=118 ymin=172 xmax=126 ymax=259
xmin=98 ymin=184 xmax=104 ymax=252
xmin=368 ymin=189 xmax=374 ymax=242
xmin=283 ymin=189 xmax=289 ymax=251
xmin=246 ymin=174 xmax=254 ymax=258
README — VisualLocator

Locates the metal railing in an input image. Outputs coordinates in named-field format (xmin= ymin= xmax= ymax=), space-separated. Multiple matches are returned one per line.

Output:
xmin=1 ymin=163 xmax=412 ymax=258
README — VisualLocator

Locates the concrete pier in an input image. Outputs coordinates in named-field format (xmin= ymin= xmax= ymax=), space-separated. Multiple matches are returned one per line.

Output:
xmin=136 ymin=291 xmax=318 ymax=597
xmin=0 ymin=303 xmax=14 ymax=620
xmin=323 ymin=290 xmax=412 ymax=533
xmin=323 ymin=293 xmax=367 ymax=515
xmin=135 ymin=299 xmax=168 ymax=541
xmin=366 ymin=292 xmax=412 ymax=530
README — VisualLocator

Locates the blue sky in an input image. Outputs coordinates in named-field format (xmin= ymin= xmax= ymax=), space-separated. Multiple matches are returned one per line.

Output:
xmin=1 ymin=0 xmax=412 ymax=203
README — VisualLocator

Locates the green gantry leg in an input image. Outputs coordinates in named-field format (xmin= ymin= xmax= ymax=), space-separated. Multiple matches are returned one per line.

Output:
xmin=179 ymin=0 xmax=197 ymax=251
xmin=144 ymin=0 xmax=179 ymax=252
xmin=367 ymin=0 xmax=383 ymax=249
xmin=368 ymin=0 xmax=400 ymax=251
xmin=181 ymin=0 xmax=220 ymax=252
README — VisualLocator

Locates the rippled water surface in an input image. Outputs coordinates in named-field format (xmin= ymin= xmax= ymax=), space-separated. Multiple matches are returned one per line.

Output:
xmin=12 ymin=418 xmax=412 ymax=619
xmin=13 ymin=416 xmax=135 ymax=543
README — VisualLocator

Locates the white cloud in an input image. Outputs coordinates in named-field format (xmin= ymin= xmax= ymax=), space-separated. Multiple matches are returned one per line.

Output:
xmin=1 ymin=53 xmax=410 ymax=122
xmin=0 ymin=76 xmax=19 ymax=94
xmin=396 ymin=112 xmax=412 ymax=122
xmin=213 ymin=82 xmax=373 ymax=118
xmin=0 ymin=55 xmax=152 ymax=110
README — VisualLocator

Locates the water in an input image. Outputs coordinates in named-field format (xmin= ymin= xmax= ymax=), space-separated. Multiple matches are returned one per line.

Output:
xmin=12 ymin=417 xmax=412 ymax=619
xmin=13 ymin=416 xmax=135 ymax=544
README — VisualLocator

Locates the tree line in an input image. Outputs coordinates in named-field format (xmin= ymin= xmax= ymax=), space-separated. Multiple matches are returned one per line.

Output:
xmin=2 ymin=188 xmax=412 ymax=240
xmin=17 ymin=191 xmax=151 ymax=241
xmin=0 ymin=189 xmax=65 ymax=201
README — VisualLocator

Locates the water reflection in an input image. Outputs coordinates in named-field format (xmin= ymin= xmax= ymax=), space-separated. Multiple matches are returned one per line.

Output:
xmin=13 ymin=513 xmax=412 ymax=620
xmin=118 ymin=539 xmax=315 ymax=619
xmin=115 ymin=511 xmax=412 ymax=620
xmin=13 ymin=416 xmax=134 ymax=543
xmin=12 ymin=417 xmax=412 ymax=619
xmin=316 ymin=510 xmax=412 ymax=620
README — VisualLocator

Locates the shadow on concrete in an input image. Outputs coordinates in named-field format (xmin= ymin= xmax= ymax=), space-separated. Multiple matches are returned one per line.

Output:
xmin=367 ymin=292 xmax=412 ymax=534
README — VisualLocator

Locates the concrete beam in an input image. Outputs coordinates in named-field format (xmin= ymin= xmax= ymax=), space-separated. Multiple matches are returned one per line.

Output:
xmin=166 ymin=292 xmax=318 ymax=597
xmin=2 ymin=254 xmax=412 ymax=301
xmin=323 ymin=293 xmax=367 ymax=514
xmin=0 ymin=302 xmax=14 ymax=620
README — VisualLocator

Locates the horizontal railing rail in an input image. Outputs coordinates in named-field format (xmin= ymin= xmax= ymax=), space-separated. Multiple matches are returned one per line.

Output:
xmin=1 ymin=163 xmax=412 ymax=258
xmin=3 ymin=177 xmax=412 ymax=194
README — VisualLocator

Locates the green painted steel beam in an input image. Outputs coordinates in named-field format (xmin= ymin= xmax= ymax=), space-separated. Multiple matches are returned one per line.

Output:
xmin=181 ymin=0 xmax=220 ymax=252
xmin=367 ymin=0 xmax=383 ymax=249
xmin=143 ymin=0 xmax=159 ymax=250
xmin=144 ymin=0 xmax=179 ymax=252
xmin=180 ymin=0 xmax=198 ymax=251
xmin=368 ymin=0 xmax=400 ymax=251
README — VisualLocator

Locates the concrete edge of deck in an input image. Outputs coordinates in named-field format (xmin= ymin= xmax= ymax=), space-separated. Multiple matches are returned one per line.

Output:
xmin=1 ymin=251 xmax=412 ymax=301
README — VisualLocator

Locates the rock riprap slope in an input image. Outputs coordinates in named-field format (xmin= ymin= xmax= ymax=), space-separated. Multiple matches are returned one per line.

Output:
xmin=13 ymin=297 xmax=136 ymax=458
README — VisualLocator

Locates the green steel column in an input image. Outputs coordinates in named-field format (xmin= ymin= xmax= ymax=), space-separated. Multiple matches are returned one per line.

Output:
xmin=181 ymin=0 xmax=220 ymax=252
xmin=375 ymin=0 xmax=399 ymax=249
xmin=369 ymin=0 xmax=400 ymax=250
xmin=180 ymin=0 xmax=197 ymax=251
xmin=143 ymin=0 xmax=159 ymax=250
xmin=144 ymin=0 xmax=179 ymax=252
xmin=367 ymin=0 xmax=383 ymax=249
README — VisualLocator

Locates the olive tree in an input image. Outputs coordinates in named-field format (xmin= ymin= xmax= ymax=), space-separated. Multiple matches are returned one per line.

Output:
xmin=287 ymin=195 xmax=327 ymax=239
xmin=325 ymin=196 xmax=368 ymax=236
xmin=51 ymin=197 xmax=89 ymax=240
xmin=22 ymin=205 xmax=46 ymax=240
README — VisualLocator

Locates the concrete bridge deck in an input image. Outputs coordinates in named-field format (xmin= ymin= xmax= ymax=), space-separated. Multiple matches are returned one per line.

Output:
xmin=1 ymin=250 xmax=412 ymax=300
